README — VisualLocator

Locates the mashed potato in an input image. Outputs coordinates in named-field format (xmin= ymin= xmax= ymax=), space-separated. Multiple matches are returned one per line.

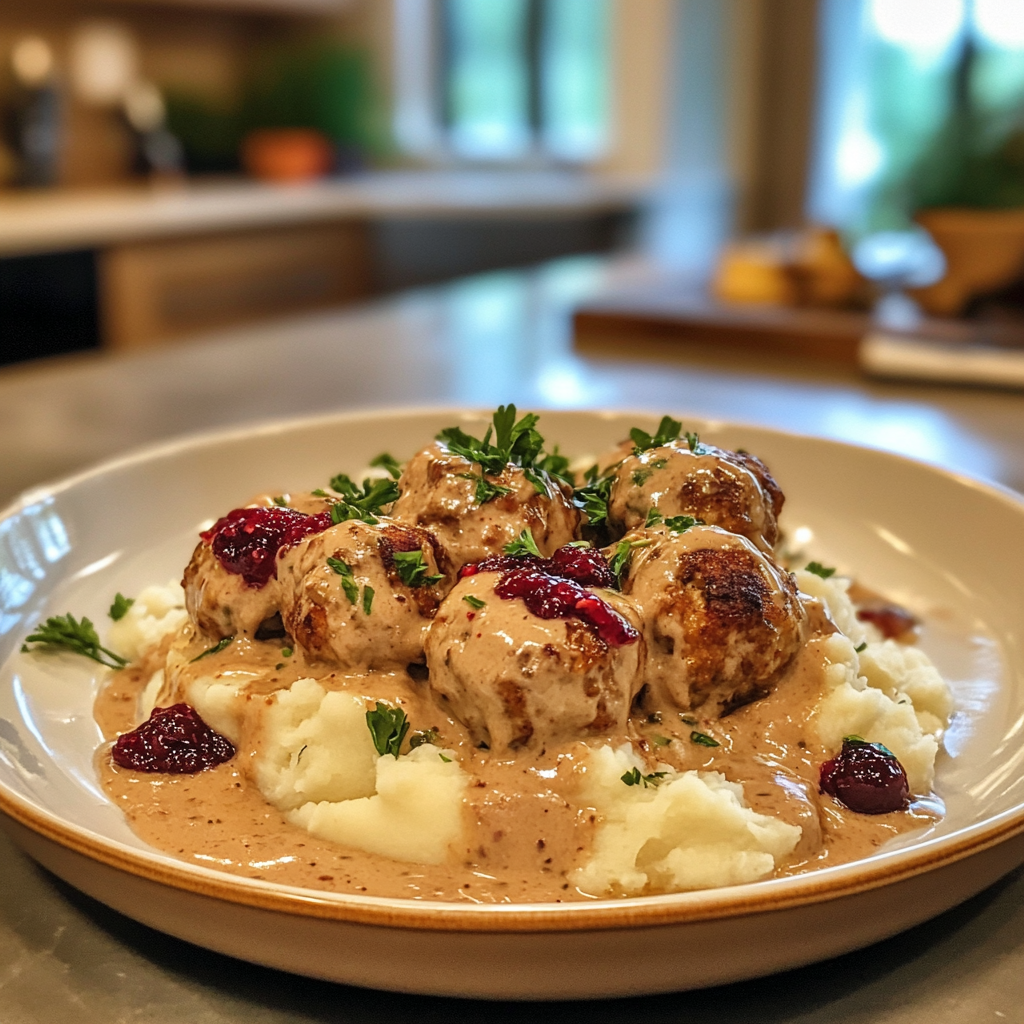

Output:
xmin=107 ymin=582 xmax=187 ymax=663
xmin=572 ymin=744 xmax=802 ymax=896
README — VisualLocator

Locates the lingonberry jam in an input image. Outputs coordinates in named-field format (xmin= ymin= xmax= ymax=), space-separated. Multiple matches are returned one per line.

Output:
xmin=819 ymin=737 xmax=909 ymax=814
xmin=548 ymin=544 xmax=616 ymax=588
xmin=201 ymin=506 xmax=332 ymax=587
xmin=856 ymin=603 xmax=917 ymax=640
xmin=111 ymin=703 xmax=235 ymax=773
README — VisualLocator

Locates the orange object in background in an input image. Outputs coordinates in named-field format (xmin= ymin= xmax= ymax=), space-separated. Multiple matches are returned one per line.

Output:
xmin=241 ymin=128 xmax=333 ymax=183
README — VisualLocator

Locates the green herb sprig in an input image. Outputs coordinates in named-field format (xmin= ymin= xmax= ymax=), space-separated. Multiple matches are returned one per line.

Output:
xmin=327 ymin=556 xmax=375 ymax=612
xmin=108 ymin=593 xmax=135 ymax=621
xmin=392 ymin=549 xmax=444 ymax=588
xmin=325 ymin=474 xmax=399 ymax=525
xmin=366 ymin=702 xmax=410 ymax=758
xmin=191 ymin=636 xmax=235 ymax=663
xmin=664 ymin=514 xmax=702 ymax=534
xmin=463 ymin=595 xmax=486 ymax=610
xmin=608 ymin=538 xmax=651 ymax=586
xmin=458 ymin=472 xmax=512 ymax=506
xmin=690 ymin=730 xmax=719 ymax=747
xmin=805 ymin=561 xmax=836 ymax=579
xmin=22 ymin=614 xmax=129 ymax=669
xmin=629 ymin=415 xmax=682 ymax=454
xmin=573 ymin=465 xmax=614 ymax=526
xmin=503 ymin=530 xmax=542 ymax=558
xmin=369 ymin=452 xmax=403 ymax=480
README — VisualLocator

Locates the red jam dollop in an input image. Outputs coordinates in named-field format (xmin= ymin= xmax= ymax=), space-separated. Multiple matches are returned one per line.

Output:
xmin=460 ymin=544 xmax=637 ymax=648
xmin=111 ymin=703 xmax=236 ymax=773
xmin=856 ymin=603 xmax=918 ymax=640
xmin=819 ymin=737 xmax=909 ymax=814
xmin=201 ymin=506 xmax=332 ymax=587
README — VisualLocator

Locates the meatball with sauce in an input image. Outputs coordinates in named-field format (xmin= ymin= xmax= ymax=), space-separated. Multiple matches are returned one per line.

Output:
xmin=425 ymin=570 xmax=644 ymax=755
xmin=607 ymin=441 xmax=784 ymax=552
xmin=390 ymin=442 xmax=580 ymax=570
xmin=277 ymin=518 xmax=450 ymax=671
xmin=620 ymin=524 xmax=806 ymax=715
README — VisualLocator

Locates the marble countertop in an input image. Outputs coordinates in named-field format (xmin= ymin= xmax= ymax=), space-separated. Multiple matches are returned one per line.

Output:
xmin=0 ymin=170 xmax=643 ymax=258
xmin=2 ymin=254 xmax=1023 ymax=1021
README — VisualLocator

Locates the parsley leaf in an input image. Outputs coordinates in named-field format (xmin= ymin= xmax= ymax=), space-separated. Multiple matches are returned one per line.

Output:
xmin=409 ymin=727 xmax=439 ymax=749
xmin=855 ymin=641 xmax=867 ymax=653
xmin=326 ymin=475 xmax=399 ymax=524
xmin=537 ymin=447 xmax=573 ymax=486
xmin=608 ymin=538 xmax=651 ymax=586
xmin=463 ymin=594 xmax=486 ymax=610
xmin=272 ymin=495 xmax=290 ymax=507
xmin=108 ymin=593 xmax=135 ymax=621
xmin=651 ymin=734 xmax=672 ymax=747
xmin=458 ymin=472 xmax=512 ymax=505
xmin=362 ymin=586 xmax=375 ymax=616
xmin=504 ymin=530 xmax=542 ymax=557
xmin=438 ymin=405 xmax=544 ymax=476
xmin=664 ymin=514 xmax=702 ymax=534
xmin=191 ymin=636 xmax=235 ymax=663
xmin=805 ymin=561 xmax=837 ymax=579
xmin=369 ymin=452 xmax=402 ymax=480
xmin=392 ymin=549 xmax=444 ymax=588
xmin=620 ymin=767 xmax=668 ymax=788
xmin=366 ymin=702 xmax=410 ymax=757
xmin=573 ymin=466 xmax=614 ymax=526
xmin=327 ymin=556 xmax=360 ymax=604
xmin=632 ymin=468 xmax=653 ymax=487
xmin=690 ymin=730 xmax=719 ymax=747
xmin=645 ymin=507 xmax=663 ymax=527
xmin=22 ymin=614 xmax=129 ymax=669
xmin=683 ymin=431 xmax=703 ymax=452
xmin=629 ymin=415 xmax=683 ymax=453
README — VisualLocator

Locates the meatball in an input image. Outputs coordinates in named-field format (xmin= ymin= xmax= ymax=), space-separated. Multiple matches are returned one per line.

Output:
xmin=424 ymin=571 xmax=645 ymax=754
xmin=607 ymin=441 xmax=783 ymax=552
xmin=277 ymin=518 xmax=450 ymax=671
xmin=182 ymin=542 xmax=282 ymax=640
xmin=620 ymin=524 xmax=805 ymax=715
xmin=390 ymin=442 xmax=580 ymax=570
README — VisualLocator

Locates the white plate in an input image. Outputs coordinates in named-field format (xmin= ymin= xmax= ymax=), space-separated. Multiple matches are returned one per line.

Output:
xmin=1 ymin=408 xmax=1023 ymax=1001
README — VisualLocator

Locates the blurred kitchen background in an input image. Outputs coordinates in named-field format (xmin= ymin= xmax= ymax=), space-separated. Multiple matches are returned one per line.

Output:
xmin=4 ymin=0 xmax=1024 ymax=370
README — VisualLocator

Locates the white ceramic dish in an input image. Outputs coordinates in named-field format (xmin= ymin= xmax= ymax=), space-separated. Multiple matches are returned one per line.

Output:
xmin=1 ymin=408 xmax=1023 ymax=1001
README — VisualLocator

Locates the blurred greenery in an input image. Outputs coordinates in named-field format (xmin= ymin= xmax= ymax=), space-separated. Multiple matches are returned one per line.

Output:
xmin=165 ymin=41 xmax=387 ymax=176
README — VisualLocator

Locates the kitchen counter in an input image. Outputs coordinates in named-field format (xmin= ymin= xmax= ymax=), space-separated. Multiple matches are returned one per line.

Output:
xmin=0 ymin=170 xmax=644 ymax=259
xmin=2 ymin=254 xmax=1024 ymax=1022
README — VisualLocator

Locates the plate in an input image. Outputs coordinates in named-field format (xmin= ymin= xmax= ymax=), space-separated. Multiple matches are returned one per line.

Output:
xmin=1 ymin=407 xmax=1024 ymax=1001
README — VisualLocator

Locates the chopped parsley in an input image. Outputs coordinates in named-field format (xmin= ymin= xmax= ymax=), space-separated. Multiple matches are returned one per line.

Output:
xmin=573 ymin=466 xmax=614 ymax=526
xmin=362 ymin=586 xmax=375 ymax=616
xmin=621 ymin=767 xmax=668 ymax=788
xmin=281 ymin=646 xmax=293 ymax=658
xmin=805 ymin=561 xmax=836 ymax=579
xmin=458 ymin=472 xmax=512 ymax=505
xmin=504 ymin=530 xmax=542 ymax=558
xmin=651 ymin=734 xmax=672 ymax=747
xmin=536 ymin=447 xmax=573 ymax=486
xmin=108 ymin=593 xmax=135 ymax=622
xmin=366 ymin=702 xmax=410 ymax=758
xmin=22 ymin=614 xmax=129 ymax=669
xmin=683 ymin=431 xmax=703 ymax=453
xmin=690 ymin=730 xmax=719 ymax=747
xmin=327 ymin=556 xmax=360 ymax=603
xmin=645 ymin=507 xmax=663 ymax=527
xmin=369 ymin=452 xmax=403 ymax=480
xmin=409 ymin=727 xmax=439 ymax=749
xmin=632 ymin=468 xmax=653 ymax=487
xmin=463 ymin=595 xmax=486 ymax=610
xmin=191 ymin=636 xmax=235 ymax=663
xmin=608 ymin=538 xmax=651 ymax=586
xmin=680 ymin=714 xmax=698 ymax=725
xmin=392 ymin=549 xmax=444 ymax=588
xmin=855 ymin=641 xmax=867 ymax=653
xmin=664 ymin=514 xmax=702 ymax=534
xmin=272 ymin=495 xmax=290 ymax=507
xmin=326 ymin=474 xmax=399 ymax=524
xmin=437 ymin=405 xmax=544 ymax=476
xmin=439 ymin=753 xmax=452 ymax=763
xmin=629 ymin=415 xmax=682 ymax=454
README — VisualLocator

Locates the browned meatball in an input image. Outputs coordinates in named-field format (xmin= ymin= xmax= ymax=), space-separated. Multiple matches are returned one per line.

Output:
xmin=182 ymin=543 xmax=281 ymax=640
xmin=607 ymin=441 xmax=783 ymax=552
xmin=424 ymin=572 xmax=645 ymax=754
xmin=277 ymin=518 xmax=450 ymax=671
xmin=390 ymin=441 xmax=581 ymax=569
xmin=619 ymin=524 xmax=805 ymax=715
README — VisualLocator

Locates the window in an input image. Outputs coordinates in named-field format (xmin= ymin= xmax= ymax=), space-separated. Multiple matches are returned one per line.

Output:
xmin=809 ymin=0 xmax=1024 ymax=235
xmin=393 ymin=0 xmax=611 ymax=163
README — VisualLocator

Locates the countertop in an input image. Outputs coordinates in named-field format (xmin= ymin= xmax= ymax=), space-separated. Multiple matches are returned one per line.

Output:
xmin=2 ymin=254 xmax=1024 ymax=1022
xmin=0 ymin=170 xmax=643 ymax=258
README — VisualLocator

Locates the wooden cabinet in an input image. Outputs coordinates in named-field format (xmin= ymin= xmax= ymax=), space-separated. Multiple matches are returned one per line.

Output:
xmin=99 ymin=221 xmax=372 ymax=349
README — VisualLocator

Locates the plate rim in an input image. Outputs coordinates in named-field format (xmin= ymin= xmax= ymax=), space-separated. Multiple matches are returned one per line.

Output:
xmin=3 ymin=404 xmax=1024 ymax=935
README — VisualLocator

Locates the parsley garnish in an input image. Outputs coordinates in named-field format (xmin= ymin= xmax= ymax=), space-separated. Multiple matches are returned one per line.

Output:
xmin=629 ymin=415 xmax=683 ymax=454
xmin=537 ymin=447 xmax=573 ymax=486
xmin=191 ymin=636 xmax=235 ymax=663
xmin=369 ymin=452 xmax=402 ymax=480
xmin=683 ymin=431 xmax=702 ymax=453
xmin=22 ymin=614 xmax=129 ymax=669
xmin=326 ymin=475 xmax=399 ymax=525
xmin=362 ymin=586 xmax=375 ymax=615
xmin=327 ymin=556 xmax=360 ymax=604
xmin=855 ymin=641 xmax=867 ymax=653
xmin=409 ymin=727 xmax=439 ymax=749
xmin=463 ymin=595 xmax=486 ymax=610
xmin=272 ymin=495 xmax=289 ymax=507
xmin=366 ymin=702 xmax=410 ymax=757
xmin=504 ymin=530 xmax=542 ymax=558
xmin=108 ymin=593 xmax=135 ymax=621
xmin=651 ymin=734 xmax=672 ymax=747
xmin=573 ymin=465 xmax=614 ymax=526
xmin=392 ymin=549 xmax=444 ymax=588
xmin=664 ymin=514 xmax=702 ymax=534
xmin=438 ymin=405 xmax=544 ymax=476
xmin=621 ymin=767 xmax=668 ymax=788
xmin=690 ymin=730 xmax=719 ymax=747
xmin=608 ymin=538 xmax=651 ymax=586
xmin=645 ymin=507 xmax=663 ymax=527
xmin=281 ymin=646 xmax=293 ymax=658
xmin=458 ymin=472 xmax=512 ymax=505
xmin=632 ymin=468 xmax=653 ymax=487
xmin=439 ymin=753 xmax=452 ymax=763
xmin=805 ymin=561 xmax=836 ymax=579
